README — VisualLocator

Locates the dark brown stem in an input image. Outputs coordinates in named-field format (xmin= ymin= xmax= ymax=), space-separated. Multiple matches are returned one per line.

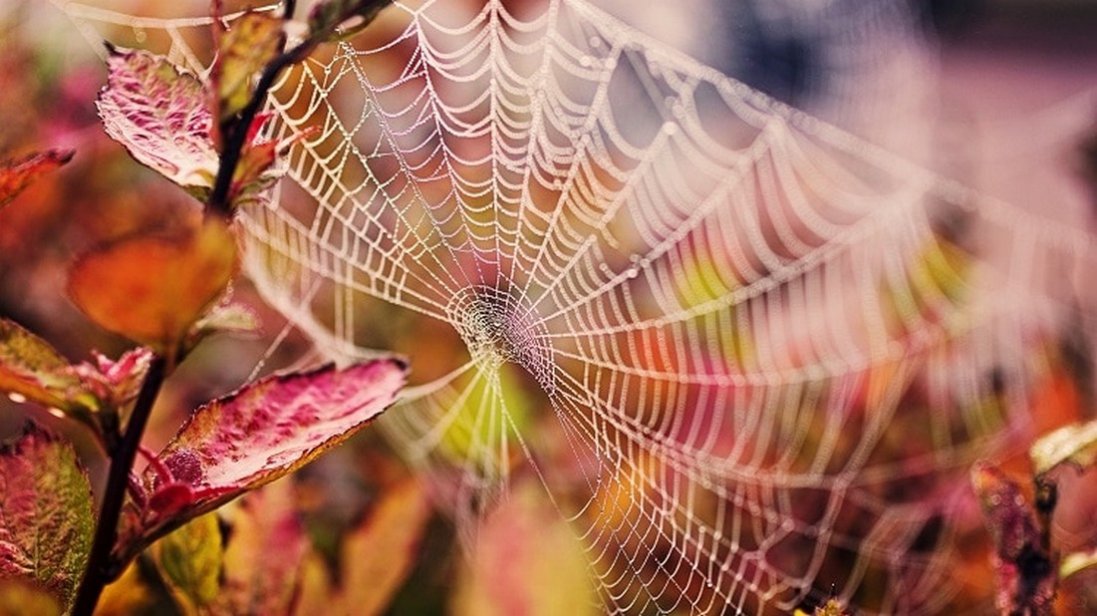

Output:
xmin=283 ymin=0 xmax=297 ymax=19
xmin=1034 ymin=477 xmax=1058 ymax=552
xmin=207 ymin=39 xmax=314 ymax=218
xmin=71 ymin=355 xmax=167 ymax=616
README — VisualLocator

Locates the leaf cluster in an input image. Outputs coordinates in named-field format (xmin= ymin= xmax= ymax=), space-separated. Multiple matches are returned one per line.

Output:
xmin=0 ymin=2 xmax=401 ymax=614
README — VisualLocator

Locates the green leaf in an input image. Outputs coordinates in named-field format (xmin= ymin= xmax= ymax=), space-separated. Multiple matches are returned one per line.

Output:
xmin=1060 ymin=548 xmax=1097 ymax=580
xmin=151 ymin=514 xmax=223 ymax=615
xmin=1030 ymin=418 xmax=1097 ymax=477
xmin=0 ymin=318 xmax=96 ymax=413
xmin=191 ymin=302 xmax=262 ymax=341
xmin=97 ymin=48 xmax=218 ymax=194
xmin=213 ymin=11 xmax=285 ymax=123
xmin=142 ymin=359 xmax=406 ymax=536
xmin=307 ymin=0 xmax=393 ymax=40
xmin=0 ymin=149 xmax=73 ymax=210
xmin=452 ymin=481 xmax=599 ymax=616
xmin=0 ymin=424 xmax=95 ymax=611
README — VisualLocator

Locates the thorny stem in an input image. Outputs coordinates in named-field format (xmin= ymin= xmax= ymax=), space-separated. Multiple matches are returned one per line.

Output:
xmin=71 ymin=355 xmax=167 ymax=616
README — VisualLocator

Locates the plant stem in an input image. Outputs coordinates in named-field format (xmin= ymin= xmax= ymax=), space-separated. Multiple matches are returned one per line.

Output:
xmin=71 ymin=354 xmax=167 ymax=616
xmin=207 ymin=40 xmax=314 ymax=218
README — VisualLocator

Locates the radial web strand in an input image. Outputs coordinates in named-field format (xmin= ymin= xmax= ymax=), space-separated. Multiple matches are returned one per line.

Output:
xmin=55 ymin=1 xmax=1097 ymax=613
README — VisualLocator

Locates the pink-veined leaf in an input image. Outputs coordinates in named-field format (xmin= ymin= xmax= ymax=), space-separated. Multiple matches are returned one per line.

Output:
xmin=142 ymin=359 xmax=406 ymax=535
xmin=0 ymin=149 xmax=73 ymax=210
xmin=0 ymin=424 xmax=94 ymax=611
xmin=71 ymin=347 xmax=154 ymax=410
xmin=97 ymin=48 xmax=218 ymax=194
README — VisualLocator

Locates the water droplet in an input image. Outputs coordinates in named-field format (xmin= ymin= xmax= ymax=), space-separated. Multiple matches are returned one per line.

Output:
xmin=7 ymin=392 xmax=27 ymax=404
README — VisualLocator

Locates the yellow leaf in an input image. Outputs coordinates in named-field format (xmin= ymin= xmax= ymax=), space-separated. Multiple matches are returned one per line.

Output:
xmin=94 ymin=562 xmax=154 ymax=616
xmin=214 ymin=12 xmax=284 ymax=122
xmin=151 ymin=514 xmax=223 ymax=615
xmin=67 ymin=219 xmax=237 ymax=352
xmin=1030 ymin=418 xmax=1097 ymax=477
xmin=0 ymin=579 xmax=61 ymax=616
xmin=452 ymin=481 xmax=599 ymax=616
xmin=0 ymin=318 xmax=93 ymax=413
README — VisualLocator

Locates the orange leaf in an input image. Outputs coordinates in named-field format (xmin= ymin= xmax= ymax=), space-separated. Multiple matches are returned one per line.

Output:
xmin=0 ymin=149 xmax=73 ymax=209
xmin=339 ymin=480 xmax=432 ymax=615
xmin=67 ymin=220 xmax=237 ymax=351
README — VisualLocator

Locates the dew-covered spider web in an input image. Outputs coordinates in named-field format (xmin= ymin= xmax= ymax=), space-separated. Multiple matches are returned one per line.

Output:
xmin=54 ymin=0 xmax=1097 ymax=613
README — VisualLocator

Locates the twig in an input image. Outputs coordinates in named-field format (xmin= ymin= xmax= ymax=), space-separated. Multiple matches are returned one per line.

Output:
xmin=207 ymin=33 xmax=318 ymax=217
xmin=71 ymin=355 xmax=167 ymax=616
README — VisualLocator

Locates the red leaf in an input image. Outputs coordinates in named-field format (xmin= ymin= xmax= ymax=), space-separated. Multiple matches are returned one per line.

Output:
xmin=143 ymin=360 xmax=407 ymax=532
xmin=0 ymin=149 xmax=73 ymax=209
xmin=97 ymin=48 xmax=218 ymax=193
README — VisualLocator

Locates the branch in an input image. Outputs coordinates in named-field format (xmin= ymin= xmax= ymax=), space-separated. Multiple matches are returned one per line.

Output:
xmin=206 ymin=39 xmax=315 ymax=217
xmin=70 ymin=355 xmax=167 ymax=616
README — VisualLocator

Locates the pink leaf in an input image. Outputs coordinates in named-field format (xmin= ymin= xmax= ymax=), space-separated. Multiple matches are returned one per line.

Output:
xmin=96 ymin=48 xmax=218 ymax=193
xmin=143 ymin=360 xmax=406 ymax=532
xmin=216 ymin=481 xmax=310 ymax=616
xmin=72 ymin=347 xmax=154 ymax=408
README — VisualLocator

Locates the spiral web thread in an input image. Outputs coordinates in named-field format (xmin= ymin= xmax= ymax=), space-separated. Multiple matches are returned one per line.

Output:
xmin=57 ymin=1 xmax=1097 ymax=613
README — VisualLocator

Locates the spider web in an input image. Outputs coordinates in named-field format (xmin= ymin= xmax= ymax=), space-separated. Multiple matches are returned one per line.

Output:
xmin=55 ymin=1 xmax=1097 ymax=613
